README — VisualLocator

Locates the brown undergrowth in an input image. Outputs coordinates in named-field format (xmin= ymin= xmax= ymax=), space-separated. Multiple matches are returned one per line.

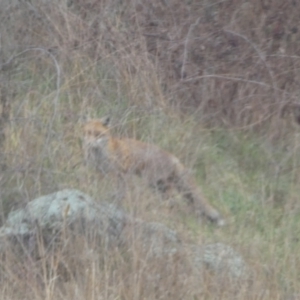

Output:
xmin=0 ymin=0 xmax=300 ymax=298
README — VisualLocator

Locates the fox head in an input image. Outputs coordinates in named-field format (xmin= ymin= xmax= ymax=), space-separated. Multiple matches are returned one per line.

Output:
xmin=83 ymin=117 xmax=111 ymax=148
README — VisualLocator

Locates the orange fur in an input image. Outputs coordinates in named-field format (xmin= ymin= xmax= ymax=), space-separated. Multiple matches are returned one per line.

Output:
xmin=83 ymin=117 xmax=225 ymax=226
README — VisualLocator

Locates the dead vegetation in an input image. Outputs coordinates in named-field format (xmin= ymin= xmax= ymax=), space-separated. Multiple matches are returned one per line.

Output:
xmin=2 ymin=0 xmax=300 ymax=124
xmin=0 ymin=0 xmax=300 ymax=299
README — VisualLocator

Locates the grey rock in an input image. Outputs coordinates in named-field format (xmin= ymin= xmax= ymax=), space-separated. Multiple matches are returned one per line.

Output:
xmin=0 ymin=189 xmax=128 ymax=245
xmin=191 ymin=243 xmax=249 ymax=279
xmin=131 ymin=220 xmax=180 ymax=257
xmin=0 ymin=189 xmax=249 ymax=280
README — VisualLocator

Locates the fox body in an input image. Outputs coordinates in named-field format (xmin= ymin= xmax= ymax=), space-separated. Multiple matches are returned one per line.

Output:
xmin=83 ymin=117 xmax=224 ymax=226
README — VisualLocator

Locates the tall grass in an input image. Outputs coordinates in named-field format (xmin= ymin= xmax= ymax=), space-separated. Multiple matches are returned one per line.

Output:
xmin=0 ymin=0 xmax=300 ymax=298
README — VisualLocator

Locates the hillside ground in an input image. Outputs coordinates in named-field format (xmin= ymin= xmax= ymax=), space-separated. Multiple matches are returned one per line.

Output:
xmin=1 ymin=0 xmax=300 ymax=299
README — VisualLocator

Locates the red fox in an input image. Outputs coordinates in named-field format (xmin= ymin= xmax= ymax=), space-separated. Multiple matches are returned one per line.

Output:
xmin=83 ymin=117 xmax=225 ymax=226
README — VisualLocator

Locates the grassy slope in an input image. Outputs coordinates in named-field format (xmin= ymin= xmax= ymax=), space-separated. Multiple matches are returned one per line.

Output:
xmin=1 ymin=1 xmax=300 ymax=298
xmin=2 ymin=62 xmax=300 ymax=298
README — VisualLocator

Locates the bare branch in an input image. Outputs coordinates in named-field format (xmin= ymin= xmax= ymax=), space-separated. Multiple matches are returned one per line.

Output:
xmin=181 ymin=17 xmax=201 ymax=80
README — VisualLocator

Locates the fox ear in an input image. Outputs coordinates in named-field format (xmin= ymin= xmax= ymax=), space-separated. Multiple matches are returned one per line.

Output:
xmin=100 ymin=116 xmax=110 ymax=127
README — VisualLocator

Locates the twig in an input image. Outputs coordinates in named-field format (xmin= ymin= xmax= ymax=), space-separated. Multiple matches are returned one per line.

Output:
xmin=181 ymin=17 xmax=200 ymax=80
xmin=223 ymin=30 xmax=278 ymax=97
xmin=0 ymin=48 xmax=61 ymax=114
xmin=1 ymin=47 xmax=62 ymax=184
xmin=182 ymin=74 xmax=298 ymax=101
xmin=183 ymin=73 xmax=270 ymax=87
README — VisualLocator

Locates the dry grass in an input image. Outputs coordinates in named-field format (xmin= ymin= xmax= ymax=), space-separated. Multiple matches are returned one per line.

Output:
xmin=0 ymin=0 xmax=300 ymax=299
